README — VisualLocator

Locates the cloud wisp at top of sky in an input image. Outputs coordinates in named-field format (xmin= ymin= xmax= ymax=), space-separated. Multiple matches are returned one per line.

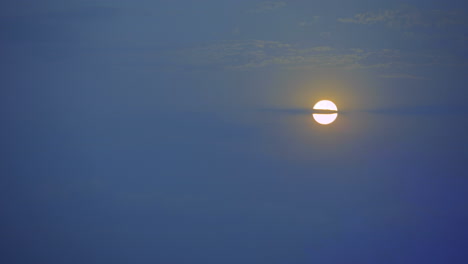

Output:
xmin=338 ymin=6 xmax=468 ymax=29
xmin=246 ymin=1 xmax=286 ymax=14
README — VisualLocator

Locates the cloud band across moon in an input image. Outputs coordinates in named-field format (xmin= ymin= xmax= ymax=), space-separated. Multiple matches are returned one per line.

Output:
xmin=258 ymin=106 xmax=468 ymax=116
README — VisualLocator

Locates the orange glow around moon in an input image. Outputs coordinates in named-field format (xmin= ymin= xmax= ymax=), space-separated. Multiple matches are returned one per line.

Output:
xmin=313 ymin=100 xmax=338 ymax=125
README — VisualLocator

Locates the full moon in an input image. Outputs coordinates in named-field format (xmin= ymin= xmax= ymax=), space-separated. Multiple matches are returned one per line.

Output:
xmin=313 ymin=100 xmax=338 ymax=125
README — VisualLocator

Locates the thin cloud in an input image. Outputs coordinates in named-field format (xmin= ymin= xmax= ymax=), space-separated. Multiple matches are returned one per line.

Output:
xmin=338 ymin=9 xmax=403 ymax=26
xmin=171 ymin=40 xmax=454 ymax=74
xmin=311 ymin=46 xmax=333 ymax=52
xmin=379 ymin=74 xmax=427 ymax=80
xmin=258 ymin=106 xmax=467 ymax=116
xmin=173 ymin=40 xmax=369 ymax=70
xmin=247 ymin=1 xmax=286 ymax=14
xmin=361 ymin=106 xmax=468 ymax=116
xmin=258 ymin=108 xmax=337 ymax=115
xmin=338 ymin=6 xmax=468 ymax=29
xmin=299 ymin=16 xmax=320 ymax=27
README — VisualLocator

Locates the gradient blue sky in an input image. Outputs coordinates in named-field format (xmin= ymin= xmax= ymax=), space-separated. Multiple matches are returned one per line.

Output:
xmin=1 ymin=1 xmax=468 ymax=263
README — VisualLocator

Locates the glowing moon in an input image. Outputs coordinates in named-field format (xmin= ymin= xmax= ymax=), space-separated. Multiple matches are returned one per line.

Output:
xmin=313 ymin=100 xmax=338 ymax=125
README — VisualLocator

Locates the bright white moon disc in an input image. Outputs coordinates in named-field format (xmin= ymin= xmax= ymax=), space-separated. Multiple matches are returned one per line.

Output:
xmin=313 ymin=100 xmax=338 ymax=125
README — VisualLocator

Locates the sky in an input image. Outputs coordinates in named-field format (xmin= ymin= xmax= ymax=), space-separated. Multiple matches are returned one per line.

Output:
xmin=1 ymin=0 xmax=468 ymax=263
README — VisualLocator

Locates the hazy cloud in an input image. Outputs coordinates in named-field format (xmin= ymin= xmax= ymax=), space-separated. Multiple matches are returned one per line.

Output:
xmin=378 ymin=74 xmax=426 ymax=80
xmin=247 ymin=1 xmax=286 ymax=14
xmin=320 ymin=32 xmax=332 ymax=39
xmin=338 ymin=7 xmax=468 ymax=29
xmin=258 ymin=108 xmax=337 ymax=115
xmin=338 ymin=9 xmax=409 ymax=26
xmin=171 ymin=40 xmax=456 ymax=74
xmin=299 ymin=16 xmax=320 ymax=27
xmin=174 ymin=40 xmax=366 ymax=70
xmin=311 ymin=46 xmax=333 ymax=52
xmin=259 ymin=105 xmax=468 ymax=116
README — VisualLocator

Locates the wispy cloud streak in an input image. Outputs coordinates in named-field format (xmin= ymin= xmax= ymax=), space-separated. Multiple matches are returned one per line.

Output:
xmin=338 ymin=6 xmax=468 ymax=29
xmin=258 ymin=106 xmax=468 ymax=116
xmin=247 ymin=1 xmax=286 ymax=14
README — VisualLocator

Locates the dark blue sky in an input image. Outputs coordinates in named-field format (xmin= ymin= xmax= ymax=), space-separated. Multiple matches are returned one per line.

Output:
xmin=1 ymin=1 xmax=468 ymax=263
